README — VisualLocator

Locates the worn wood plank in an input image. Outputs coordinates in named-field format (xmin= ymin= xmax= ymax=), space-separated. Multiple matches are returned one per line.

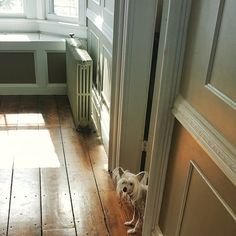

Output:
xmin=74 ymin=191 xmax=109 ymax=236
xmin=8 ymin=96 xmax=41 ymax=235
xmin=8 ymin=168 xmax=41 ymax=236
xmin=83 ymin=133 xmax=135 ymax=235
xmin=17 ymin=95 xmax=39 ymax=128
xmin=55 ymin=96 xmax=74 ymax=128
xmin=60 ymin=128 xmax=109 ymax=235
xmin=43 ymin=228 xmax=76 ymax=236
xmin=0 ymin=96 xmax=20 ymax=127
xmin=0 ymin=130 xmax=13 ymax=235
xmin=38 ymin=96 xmax=60 ymax=128
xmin=40 ymin=127 xmax=75 ymax=232
xmin=100 ymin=190 xmax=137 ymax=236
xmin=0 ymin=96 xmax=17 ymax=235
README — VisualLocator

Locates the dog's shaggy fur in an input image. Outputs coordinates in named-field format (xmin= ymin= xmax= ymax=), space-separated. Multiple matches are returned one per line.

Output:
xmin=112 ymin=167 xmax=148 ymax=234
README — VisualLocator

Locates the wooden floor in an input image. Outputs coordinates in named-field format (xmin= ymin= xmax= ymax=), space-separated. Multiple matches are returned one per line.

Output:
xmin=0 ymin=95 xmax=137 ymax=236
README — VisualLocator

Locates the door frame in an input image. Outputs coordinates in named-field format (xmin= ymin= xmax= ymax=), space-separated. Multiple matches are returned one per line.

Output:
xmin=142 ymin=0 xmax=193 ymax=235
xmin=109 ymin=0 xmax=158 ymax=173
xmin=109 ymin=0 xmax=192 ymax=233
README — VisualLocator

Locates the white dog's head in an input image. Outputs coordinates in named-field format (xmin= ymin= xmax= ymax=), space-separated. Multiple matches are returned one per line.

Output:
xmin=113 ymin=167 xmax=147 ymax=202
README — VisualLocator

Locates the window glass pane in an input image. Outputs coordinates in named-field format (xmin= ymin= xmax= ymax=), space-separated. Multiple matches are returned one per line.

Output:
xmin=53 ymin=0 xmax=78 ymax=17
xmin=0 ymin=0 xmax=24 ymax=13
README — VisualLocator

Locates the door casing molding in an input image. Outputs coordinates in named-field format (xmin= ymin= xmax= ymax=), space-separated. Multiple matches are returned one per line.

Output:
xmin=142 ymin=0 xmax=193 ymax=235
xmin=109 ymin=0 xmax=158 ymax=172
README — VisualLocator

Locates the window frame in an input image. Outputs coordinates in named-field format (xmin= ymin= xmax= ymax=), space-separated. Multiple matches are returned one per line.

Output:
xmin=46 ymin=0 xmax=80 ymax=24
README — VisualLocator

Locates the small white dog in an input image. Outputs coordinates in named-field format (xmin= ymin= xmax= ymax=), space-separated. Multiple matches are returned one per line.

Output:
xmin=112 ymin=167 xmax=148 ymax=234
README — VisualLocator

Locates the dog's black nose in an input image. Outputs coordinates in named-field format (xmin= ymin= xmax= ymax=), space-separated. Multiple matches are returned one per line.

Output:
xmin=123 ymin=187 xmax=127 ymax=192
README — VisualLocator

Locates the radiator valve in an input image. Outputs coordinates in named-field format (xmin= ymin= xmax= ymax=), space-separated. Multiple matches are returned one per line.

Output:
xmin=69 ymin=33 xmax=75 ymax=38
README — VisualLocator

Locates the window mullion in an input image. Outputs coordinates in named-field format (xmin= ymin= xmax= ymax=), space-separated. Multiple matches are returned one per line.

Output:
xmin=25 ymin=0 xmax=37 ymax=19
xmin=79 ymin=0 xmax=86 ymax=26
xmin=36 ymin=0 xmax=46 ymax=19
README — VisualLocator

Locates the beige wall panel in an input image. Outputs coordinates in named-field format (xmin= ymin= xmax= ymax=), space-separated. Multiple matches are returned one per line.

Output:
xmin=47 ymin=52 xmax=66 ymax=84
xmin=159 ymin=121 xmax=236 ymax=236
xmin=180 ymin=0 xmax=236 ymax=147
xmin=0 ymin=52 xmax=36 ymax=84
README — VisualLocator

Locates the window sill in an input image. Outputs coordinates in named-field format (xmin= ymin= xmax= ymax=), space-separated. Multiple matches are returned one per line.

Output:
xmin=0 ymin=18 xmax=87 ymax=38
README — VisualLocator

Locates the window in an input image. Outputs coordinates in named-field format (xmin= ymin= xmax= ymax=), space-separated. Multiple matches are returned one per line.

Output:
xmin=47 ymin=0 xmax=79 ymax=23
xmin=0 ymin=0 xmax=24 ymax=14
xmin=0 ymin=0 xmax=86 ymax=35
xmin=53 ymin=0 xmax=78 ymax=18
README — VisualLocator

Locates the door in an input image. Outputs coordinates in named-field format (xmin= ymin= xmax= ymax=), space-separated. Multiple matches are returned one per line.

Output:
xmin=158 ymin=0 xmax=236 ymax=235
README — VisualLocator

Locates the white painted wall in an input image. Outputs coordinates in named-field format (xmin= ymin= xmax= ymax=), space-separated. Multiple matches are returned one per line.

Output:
xmin=0 ymin=33 xmax=66 ymax=95
xmin=87 ymin=0 xmax=114 ymax=154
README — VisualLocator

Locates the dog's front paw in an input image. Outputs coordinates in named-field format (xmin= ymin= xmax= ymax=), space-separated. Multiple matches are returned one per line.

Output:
xmin=127 ymin=228 xmax=137 ymax=234
xmin=124 ymin=220 xmax=134 ymax=226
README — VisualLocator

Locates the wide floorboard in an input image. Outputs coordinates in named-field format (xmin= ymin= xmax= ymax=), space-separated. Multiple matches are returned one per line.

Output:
xmin=0 ymin=95 xmax=138 ymax=236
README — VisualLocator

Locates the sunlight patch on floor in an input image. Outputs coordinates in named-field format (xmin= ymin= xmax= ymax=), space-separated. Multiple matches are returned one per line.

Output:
xmin=0 ymin=113 xmax=60 ymax=168
xmin=13 ymin=129 xmax=60 ymax=168
xmin=0 ymin=113 xmax=45 ymax=127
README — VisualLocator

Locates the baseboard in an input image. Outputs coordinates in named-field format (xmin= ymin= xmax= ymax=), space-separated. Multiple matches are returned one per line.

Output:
xmin=0 ymin=84 xmax=67 ymax=95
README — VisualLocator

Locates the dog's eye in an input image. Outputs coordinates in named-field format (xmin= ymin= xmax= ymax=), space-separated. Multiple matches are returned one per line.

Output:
xmin=130 ymin=183 xmax=133 ymax=186
xmin=122 ymin=181 xmax=125 ymax=184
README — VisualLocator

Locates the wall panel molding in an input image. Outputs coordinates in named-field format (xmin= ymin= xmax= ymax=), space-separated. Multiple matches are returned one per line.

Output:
xmin=0 ymin=34 xmax=66 ymax=95
xmin=88 ymin=29 xmax=100 ymax=89
xmin=176 ymin=161 xmax=236 ymax=235
xmin=91 ymin=0 xmax=101 ymax=6
xmin=86 ymin=8 xmax=113 ymax=43
xmin=173 ymin=95 xmax=236 ymax=185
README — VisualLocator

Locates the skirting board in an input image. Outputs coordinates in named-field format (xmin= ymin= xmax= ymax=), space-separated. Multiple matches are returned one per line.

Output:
xmin=0 ymin=84 xmax=67 ymax=95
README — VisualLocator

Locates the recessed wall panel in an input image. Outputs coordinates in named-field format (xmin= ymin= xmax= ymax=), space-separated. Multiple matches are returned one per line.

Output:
xmin=88 ymin=30 xmax=100 ymax=90
xmin=102 ymin=46 xmax=112 ymax=108
xmin=47 ymin=52 xmax=66 ymax=84
xmin=207 ymin=0 xmax=236 ymax=103
xmin=104 ymin=0 xmax=114 ymax=14
xmin=0 ymin=52 xmax=36 ymax=84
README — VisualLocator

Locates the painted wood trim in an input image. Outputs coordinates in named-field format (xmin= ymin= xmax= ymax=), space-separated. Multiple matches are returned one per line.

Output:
xmin=86 ymin=8 xmax=113 ymax=44
xmin=91 ymin=0 xmax=101 ymax=6
xmin=205 ymin=84 xmax=236 ymax=111
xmin=173 ymin=95 xmax=236 ymax=186
xmin=79 ymin=0 xmax=87 ymax=26
xmin=142 ymin=0 xmax=193 ymax=235
xmin=108 ymin=0 xmax=125 ymax=170
xmin=0 ymin=84 xmax=66 ymax=95
xmin=175 ymin=162 xmax=194 ymax=236
xmin=114 ymin=0 xmax=157 ymax=173
xmin=34 ymin=49 xmax=48 ymax=87
xmin=205 ymin=0 xmax=225 ymax=85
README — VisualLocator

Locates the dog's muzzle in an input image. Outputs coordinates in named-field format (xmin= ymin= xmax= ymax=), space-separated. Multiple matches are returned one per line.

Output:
xmin=123 ymin=187 xmax=127 ymax=192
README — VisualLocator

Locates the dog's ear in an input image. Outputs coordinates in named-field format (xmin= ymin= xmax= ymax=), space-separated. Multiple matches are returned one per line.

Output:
xmin=136 ymin=171 xmax=147 ymax=182
xmin=118 ymin=167 xmax=125 ymax=177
